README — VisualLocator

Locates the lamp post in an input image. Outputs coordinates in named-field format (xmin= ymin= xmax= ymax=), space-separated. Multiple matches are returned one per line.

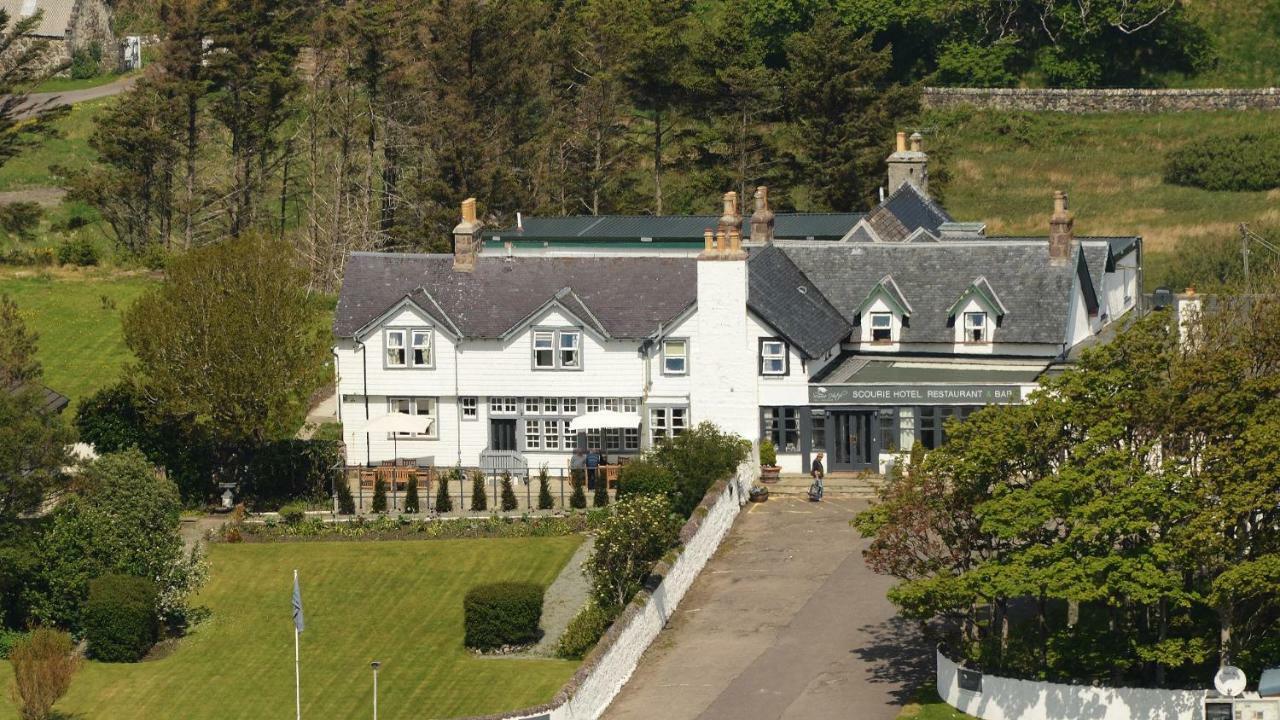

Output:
xmin=370 ymin=661 xmax=381 ymax=720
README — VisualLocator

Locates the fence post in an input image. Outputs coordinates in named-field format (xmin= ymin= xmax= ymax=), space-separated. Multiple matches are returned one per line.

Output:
xmin=425 ymin=468 xmax=432 ymax=513
xmin=492 ymin=472 xmax=498 ymax=511
xmin=459 ymin=472 xmax=465 ymax=512
xmin=526 ymin=475 xmax=531 ymax=511
xmin=559 ymin=468 xmax=565 ymax=508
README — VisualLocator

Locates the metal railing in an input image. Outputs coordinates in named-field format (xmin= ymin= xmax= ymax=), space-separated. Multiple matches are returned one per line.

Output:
xmin=346 ymin=465 xmax=616 ymax=514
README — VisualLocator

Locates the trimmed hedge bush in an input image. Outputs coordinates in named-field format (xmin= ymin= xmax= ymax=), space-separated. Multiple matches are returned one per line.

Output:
xmin=556 ymin=601 xmax=617 ymax=660
xmin=84 ymin=574 xmax=160 ymax=662
xmin=615 ymin=459 xmax=675 ymax=500
xmin=278 ymin=501 xmax=307 ymax=525
xmin=1164 ymin=132 xmax=1280 ymax=191
xmin=463 ymin=582 xmax=544 ymax=650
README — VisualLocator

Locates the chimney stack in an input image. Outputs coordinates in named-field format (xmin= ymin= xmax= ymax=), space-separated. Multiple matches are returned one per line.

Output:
xmin=717 ymin=191 xmax=742 ymax=238
xmin=750 ymin=186 xmax=775 ymax=243
xmin=1048 ymin=191 xmax=1075 ymax=264
xmin=886 ymin=130 xmax=929 ymax=197
xmin=452 ymin=198 xmax=483 ymax=272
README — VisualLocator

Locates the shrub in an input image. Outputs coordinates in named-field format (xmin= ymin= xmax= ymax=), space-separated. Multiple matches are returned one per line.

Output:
xmin=593 ymin=480 xmax=609 ymax=508
xmin=435 ymin=468 xmax=455 ymax=513
xmin=500 ymin=472 xmax=517 ymax=512
xmin=569 ymin=469 xmax=587 ymax=510
xmin=0 ymin=628 xmax=27 ymax=659
xmin=537 ymin=466 xmax=554 ymax=510
xmin=759 ymin=439 xmax=777 ymax=467
xmin=403 ymin=475 xmax=420 ymax=514
xmin=83 ymin=574 xmax=159 ymax=662
xmin=556 ymin=601 xmax=618 ymax=660
xmin=587 ymin=494 xmax=682 ymax=608
xmin=278 ymin=501 xmax=307 ymax=525
xmin=57 ymin=237 xmax=100 ymax=266
xmin=616 ymin=460 xmax=675 ymax=501
xmin=337 ymin=479 xmax=356 ymax=515
xmin=1164 ymin=132 xmax=1280 ymax=192
xmin=9 ymin=626 xmax=79 ymax=720
xmin=69 ymin=41 xmax=103 ymax=79
xmin=371 ymin=478 xmax=387 ymax=513
xmin=463 ymin=582 xmax=544 ymax=650
xmin=651 ymin=422 xmax=749 ymax=516
xmin=0 ymin=202 xmax=42 ymax=239
xmin=469 ymin=470 xmax=487 ymax=512
xmin=241 ymin=439 xmax=343 ymax=509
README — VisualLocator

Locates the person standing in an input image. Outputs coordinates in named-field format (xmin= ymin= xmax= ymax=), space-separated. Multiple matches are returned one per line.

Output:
xmin=585 ymin=447 xmax=602 ymax=490
xmin=809 ymin=452 xmax=825 ymax=501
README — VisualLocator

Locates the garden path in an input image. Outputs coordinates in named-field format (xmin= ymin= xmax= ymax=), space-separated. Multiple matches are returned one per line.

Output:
xmin=531 ymin=536 xmax=595 ymax=656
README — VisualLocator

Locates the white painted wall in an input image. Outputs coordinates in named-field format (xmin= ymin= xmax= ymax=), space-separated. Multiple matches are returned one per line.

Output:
xmin=691 ymin=259 xmax=759 ymax=444
xmin=938 ymin=650 xmax=1208 ymax=720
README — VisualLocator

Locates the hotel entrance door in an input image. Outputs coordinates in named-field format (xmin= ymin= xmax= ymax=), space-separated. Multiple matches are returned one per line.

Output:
xmin=829 ymin=411 xmax=875 ymax=471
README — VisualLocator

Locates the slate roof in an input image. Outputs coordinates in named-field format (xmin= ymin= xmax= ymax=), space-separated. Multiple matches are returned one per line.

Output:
xmin=859 ymin=183 xmax=953 ymax=242
xmin=334 ymin=253 xmax=697 ymax=339
xmin=747 ymin=244 xmax=852 ymax=359
xmin=814 ymin=357 xmax=1048 ymax=384
xmin=486 ymin=213 xmax=865 ymax=243
xmin=777 ymin=242 xmax=1087 ymax=345
xmin=0 ymin=0 xmax=75 ymax=37
xmin=5 ymin=380 xmax=69 ymax=414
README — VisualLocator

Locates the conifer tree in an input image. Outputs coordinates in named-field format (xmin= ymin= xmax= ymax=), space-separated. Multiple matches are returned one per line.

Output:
xmin=403 ymin=475 xmax=419 ymax=514
xmin=337 ymin=478 xmax=355 ymax=515
xmin=593 ymin=478 xmax=609 ymax=508
xmin=537 ymin=466 xmax=555 ymax=510
xmin=500 ymin=472 xmax=518 ymax=512
xmin=469 ymin=470 xmax=487 ymax=512
xmin=371 ymin=477 xmax=387 ymax=514
xmin=570 ymin=470 xmax=587 ymax=510
xmin=435 ymin=468 xmax=455 ymax=513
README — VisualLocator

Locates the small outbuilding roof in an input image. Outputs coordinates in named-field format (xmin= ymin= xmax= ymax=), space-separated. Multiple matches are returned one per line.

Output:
xmin=0 ymin=0 xmax=75 ymax=38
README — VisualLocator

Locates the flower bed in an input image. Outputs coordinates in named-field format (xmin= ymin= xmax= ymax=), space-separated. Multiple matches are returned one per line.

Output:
xmin=215 ymin=511 xmax=608 ymax=544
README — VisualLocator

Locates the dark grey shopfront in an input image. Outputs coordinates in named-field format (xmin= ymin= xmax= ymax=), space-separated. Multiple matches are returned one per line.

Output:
xmin=761 ymin=383 xmax=1026 ymax=473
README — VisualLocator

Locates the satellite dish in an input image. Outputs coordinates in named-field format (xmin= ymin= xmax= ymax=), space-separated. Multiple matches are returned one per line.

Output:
xmin=1215 ymin=665 xmax=1247 ymax=697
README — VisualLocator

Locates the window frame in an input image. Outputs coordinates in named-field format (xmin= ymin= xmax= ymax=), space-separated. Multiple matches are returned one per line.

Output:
xmin=410 ymin=328 xmax=434 ymax=368
xmin=532 ymin=328 xmax=584 ymax=371
xmin=461 ymin=397 xmax=479 ymax=421
xmin=758 ymin=337 xmax=789 ymax=376
xmin=532 ymin=331 xmax=556 ymax=369
xmin=963 ymin=311 xmax=989 ymax=343
xmin=869 ymin=312 xmax=894 ymax=343
xmin=386 ymin=396 xmax=438 ymax=439
xmin=489 ymin=397 xmax=518 ymax=415
xmin=760 ymin=407 xmax=799 ymax=453
xmin=384 ymin=329 xmax=407 ymax=368
xmin=559 ymin=331 xmax=582 ymax=369
xmin=661 ymin=337 xmax=689 ymax=376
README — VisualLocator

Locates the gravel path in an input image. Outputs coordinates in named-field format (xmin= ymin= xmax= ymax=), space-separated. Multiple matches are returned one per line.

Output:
xmin=532 ymin=536 xmax=595 ymax=656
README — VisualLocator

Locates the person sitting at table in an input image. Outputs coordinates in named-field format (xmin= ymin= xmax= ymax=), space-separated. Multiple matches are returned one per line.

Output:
xmin=585 ymin=447 xmax=602 ymax=490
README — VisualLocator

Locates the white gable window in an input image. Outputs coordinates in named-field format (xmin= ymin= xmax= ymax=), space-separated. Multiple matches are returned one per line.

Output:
xmin=411 ymin=329 xmax=433 ymax=367
xmin=533 ymin=331 xmax=555 ymax=368
xmin=388 ymin=397 xmax=437 ymax=439
xmin=559 ymin=331 xmax=581 ymax=368
xmin=385 ymin=329 xmax=407 ymax=367
xmin=662 ymin=338 xmax=688 ymax=375
xmin=964 ymin=312 xmax=989 ymax=343
xmin=760 ymin=339 xmax=788 ymax=376
xmin=870 ymin=313 xmax=893 ymax=342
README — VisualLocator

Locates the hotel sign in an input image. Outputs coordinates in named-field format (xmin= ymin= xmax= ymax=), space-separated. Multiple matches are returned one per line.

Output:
xmin=809 ymin=384 xmax=1023 ymax=405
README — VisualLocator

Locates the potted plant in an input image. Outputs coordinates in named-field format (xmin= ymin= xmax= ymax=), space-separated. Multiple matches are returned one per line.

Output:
xmin=760 ymin=439 xmax=781 ymax=483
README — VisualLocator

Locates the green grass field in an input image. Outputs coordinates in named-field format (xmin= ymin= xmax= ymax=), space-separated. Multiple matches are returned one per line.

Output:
xmin=0 ymin=97 xmax=111 ymax=192
xmin=926 ymin=107 xmax=1280 ymax=287
xmin=2 ymin=536 xmax=584 ymax=720
xmin=31 ymin=73 xmax=132 ymax=94
xmin=1175 ymin=0 xmax=1280 ymax=87
xmin=0 ymin=271 xmax=153 ymax=405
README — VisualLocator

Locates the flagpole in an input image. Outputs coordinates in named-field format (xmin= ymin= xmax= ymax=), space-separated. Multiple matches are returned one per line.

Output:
xmin=294 ymin=568 xmax=301 ymax=720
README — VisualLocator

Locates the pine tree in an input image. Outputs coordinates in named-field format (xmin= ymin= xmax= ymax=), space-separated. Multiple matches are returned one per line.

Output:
xmin=500 ymin=472 xmax=518 ymax=512
xmin=570 ymin=469 xmax=587 ymax=510
xmin=593 ymin=478 xmax=609 ymax=508
xmin=435 ymin=468 xmax=455 ymax=513
xmin=371 ymin=477 xmax=387 ymax=513
xmin=537 ymin=466 xmax=555 ymax=510
xmin=337 ymin=477 xmax=356 ymax=515
xmin=470 ymin=470 xmax=487 ymax=512
xmin=403 ymin=475 xmax=420 ymax=514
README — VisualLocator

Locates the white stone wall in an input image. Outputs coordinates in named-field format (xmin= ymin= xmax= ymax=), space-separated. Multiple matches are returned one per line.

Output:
xmin=937 ymin=649 xmax=1208 ymax=720
xmin=690 ymin=259 xmax=759 ymax=443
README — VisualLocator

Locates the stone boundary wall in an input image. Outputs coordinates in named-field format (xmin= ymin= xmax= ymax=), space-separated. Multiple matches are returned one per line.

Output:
xmin=459 ymin=460 xmax=759 ymax=720
xmin=937 ymin=648 xmax=1208 ymax=720
xmin=922 ymin=86 xmax=1280 ymax=113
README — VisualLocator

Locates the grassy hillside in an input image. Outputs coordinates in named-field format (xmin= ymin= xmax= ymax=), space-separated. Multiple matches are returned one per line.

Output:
xmin=0 ymin=97 xmax=109 ymax=191
xmin=1174 ymin=0 xmax=1280 ymax=87
xmin=0 ymin=270 xmax=153 ymax=405
xmin=1 ymin=536 xmax=584 ymax=720
xmin=925 ymin=107 xmax=1279 ymax=288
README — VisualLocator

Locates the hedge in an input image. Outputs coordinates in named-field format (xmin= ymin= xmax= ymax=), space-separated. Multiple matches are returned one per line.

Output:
xmin=615 ymin=459 xmax=675 ymax=501
xmin=463 ymin=582 xmax=544 ymax=650
xmin=1164 ymin=132 xmax=1280 ymax=192
xmin=555 ymin=601 xmax=617 ymax=660
xmin=84 ymin=574 xmax=160 ymax=662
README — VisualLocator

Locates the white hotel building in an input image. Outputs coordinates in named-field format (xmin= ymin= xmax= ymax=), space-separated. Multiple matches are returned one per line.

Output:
xmin=332 ymin=137 xmax=1141 ymax=475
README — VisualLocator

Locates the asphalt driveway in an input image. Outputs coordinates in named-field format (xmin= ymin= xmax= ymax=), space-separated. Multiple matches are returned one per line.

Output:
xmin=603 ymin=497 xmax=931 ymax=720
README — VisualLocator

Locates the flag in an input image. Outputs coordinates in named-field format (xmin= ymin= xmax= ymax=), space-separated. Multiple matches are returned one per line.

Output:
xmin=292 ymin=571 xmax=304 ymax=634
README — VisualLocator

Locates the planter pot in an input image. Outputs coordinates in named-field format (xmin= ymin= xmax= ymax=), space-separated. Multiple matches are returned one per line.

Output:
xmin=749 ymin=486 xmax=769 ymax=503
xmin=761 ymin=466 xmax=781 ymax=483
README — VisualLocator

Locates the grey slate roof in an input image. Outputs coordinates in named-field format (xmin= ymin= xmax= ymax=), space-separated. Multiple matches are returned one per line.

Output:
xmin=0 ymin=0 xmax=75 ymax=37
xmin=815 ymin=357 xmax=1048 ymax=384
xmin=861 ymin=183 xmax=953 ymax=242
xmin=486 ymin=212 xmax=865 ymax=243
xmin=777 ymin=242 xmax=1087 ymax=345
xmin=747 ymin=244 xmax=852 ymax=359
xmin=334 ymin=253 xmax=697 ymax=339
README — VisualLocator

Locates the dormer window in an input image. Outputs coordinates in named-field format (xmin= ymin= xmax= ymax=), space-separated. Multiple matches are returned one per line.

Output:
xmin=870 ymin=313 xmax=893 ymax=343
xmin=533 ymin=332 xmax=555 ymax=368
xmin=385 ymin=329 xmax=406 ymax=367
xmin=411 ymin=329 xmax=433 ymax=367
xmin=559 ymin=331 xmax=581 ymax=368
xmin=964 ymin=312 xmax=988 ymax=343
xmin=533 ymin=329 xmax=583 ymax=370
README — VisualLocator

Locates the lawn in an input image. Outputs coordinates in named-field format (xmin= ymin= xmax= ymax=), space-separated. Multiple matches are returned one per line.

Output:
xmin=0 ymin=270 xmax=154 ymax=405
xmin=31 ymin=72 xmax=133 ymax=94
xmin=0 ymin=96 xmax=112 ymax=191
xmin=925 ymin=107 xmax=1280 ymax=288
xmin=2 ymin=536 xmax=585 ymax=720
xmin=897 ymin=686 xmax=977 ymax=720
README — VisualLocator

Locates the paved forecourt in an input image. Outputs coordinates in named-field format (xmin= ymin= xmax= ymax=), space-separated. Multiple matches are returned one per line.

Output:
xmin=604 ymin=496 xmax=931 ymax=720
